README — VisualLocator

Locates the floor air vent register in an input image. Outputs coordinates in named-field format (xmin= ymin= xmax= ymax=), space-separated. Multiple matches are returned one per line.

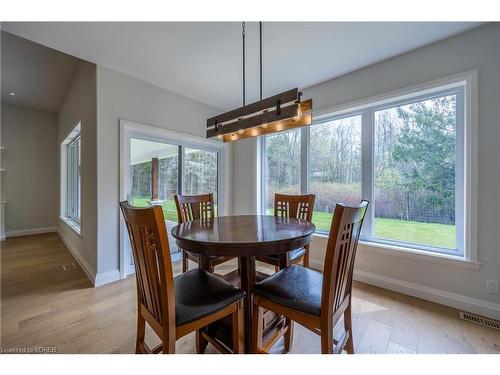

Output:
xmin=459 ymin=311 xmax=500 ymax=330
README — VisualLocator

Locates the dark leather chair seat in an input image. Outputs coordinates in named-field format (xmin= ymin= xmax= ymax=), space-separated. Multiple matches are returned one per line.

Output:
xmin=263 ymin=247 xmax=306 ymax=263
xmin=174 ymin=269 xmax=245 ymax=326
xmin=253 ymin=265 xmax=322 ymax=316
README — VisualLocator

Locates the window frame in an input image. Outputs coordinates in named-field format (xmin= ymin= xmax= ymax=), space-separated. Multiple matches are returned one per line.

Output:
xmin=66 ymin=134 xmax=81 ymax=223
xmin=368 ymin=86 xmax=465 ymax=256
xmin=260 ymin=71 xmax=477 ymax=262
xmin=60 ymin=122 xmax=82 ymax=234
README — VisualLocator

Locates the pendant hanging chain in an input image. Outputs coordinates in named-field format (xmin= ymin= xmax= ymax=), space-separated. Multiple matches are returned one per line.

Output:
xmin=242 ymin=22 xmax=246 ymax=106
xmin=260 ymin=21 xmax=263 ymax=101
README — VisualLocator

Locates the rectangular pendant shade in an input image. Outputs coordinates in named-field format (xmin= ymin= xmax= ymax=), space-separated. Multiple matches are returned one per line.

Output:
xmin=218 ymin=100 xmax=312 ymax=142
xmin=207 ymin=88 xmax=299 ymax=128
xmin=206 ymin=96 xmax=313 ymax=142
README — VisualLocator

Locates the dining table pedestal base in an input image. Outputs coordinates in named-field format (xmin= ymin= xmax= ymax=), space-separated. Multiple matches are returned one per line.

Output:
xmin=200 ymin=268 xmax=287 ymax=354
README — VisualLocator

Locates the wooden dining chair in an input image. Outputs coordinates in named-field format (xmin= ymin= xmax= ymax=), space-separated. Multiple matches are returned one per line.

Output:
xmin=120 ymin=201 xmax=245 ymax=354
xmin=256 ymin=193 xmax=316 ymax=272
xmin=174 ymin=193 xmax=236 ymax=273
xmin=251 ymin=200 xmax=369 ymax=354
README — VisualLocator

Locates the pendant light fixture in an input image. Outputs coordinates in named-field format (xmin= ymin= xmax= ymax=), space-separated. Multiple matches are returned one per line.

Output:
xmin=206 ymin=22 xmax=313 ymax=142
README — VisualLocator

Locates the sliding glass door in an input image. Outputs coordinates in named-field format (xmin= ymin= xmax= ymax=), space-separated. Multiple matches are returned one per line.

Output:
xmin=184 ymin=147 xmax=218 ymax=212
xmin=130 ymin=138 xmax=180 ymax=222
xmin=128 ymin=137 xmax=220 ymax=259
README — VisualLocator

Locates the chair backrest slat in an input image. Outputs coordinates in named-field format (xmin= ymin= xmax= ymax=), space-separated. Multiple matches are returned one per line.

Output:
xmin=174 ymin=193 xmax=215 ymax=223
xmin=120 ymin=202 xmax=175 ymax=332
xmin=274 ymin=194 xmax=315 ymax=221
xmin=321 ymin=200 xmax=369 ymax=317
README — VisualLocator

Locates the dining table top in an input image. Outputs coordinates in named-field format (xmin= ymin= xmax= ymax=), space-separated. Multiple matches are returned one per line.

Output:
xmin=170 ymin=214 xmax=316 ymax=256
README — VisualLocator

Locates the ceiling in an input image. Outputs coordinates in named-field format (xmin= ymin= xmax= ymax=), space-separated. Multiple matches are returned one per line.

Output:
xmin=1 ymin=22 xmax=483 ymax=111
xmin=1 ymin=31 xmax=81 ymax=112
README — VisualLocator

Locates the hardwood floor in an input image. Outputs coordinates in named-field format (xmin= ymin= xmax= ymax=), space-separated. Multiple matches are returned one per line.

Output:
xmin=1 ymin=233 xmax=499 ymax=354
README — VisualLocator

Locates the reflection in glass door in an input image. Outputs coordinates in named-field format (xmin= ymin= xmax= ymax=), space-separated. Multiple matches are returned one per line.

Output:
xmin=129 ymin=138 xmax=181 ymax=257
xmin=184 ymin=147 xmax=218 ymax=213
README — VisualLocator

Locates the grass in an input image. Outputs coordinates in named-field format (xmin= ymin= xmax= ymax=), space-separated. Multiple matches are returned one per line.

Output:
xmin=267 ymin=209 xmax=456 ymax=249
xmin=131 ymin=196 xmax=455 ymax=249
xmin=373 ymin=217 xmax=455 ymax=249
xmin=130 ymin=196 xmax=218 ymax=222
xmin=131 ymin=196 xmax=179 ymax=222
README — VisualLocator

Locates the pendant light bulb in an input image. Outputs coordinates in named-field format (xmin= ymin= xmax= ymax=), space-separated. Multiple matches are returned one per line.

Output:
xmin=217 ymin=134 xmax=223 ymax=140
xmin=294 ymin=105 xmax=303 ymax=121
xmin=237 ymin=129 xmax=244 ymax=135
xmin=261 ymin=123 xmax=268 ymax=129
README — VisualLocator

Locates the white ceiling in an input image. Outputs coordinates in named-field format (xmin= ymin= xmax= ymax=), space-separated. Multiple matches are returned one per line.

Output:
xmin=1 ymin=31 xmax=81 ymax=112
xmin=1 ymin=22 xmax=483 ymax=111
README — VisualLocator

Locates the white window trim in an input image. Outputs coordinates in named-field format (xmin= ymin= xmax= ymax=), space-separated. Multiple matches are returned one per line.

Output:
xmin=313 ymin=231 xmax=480 ymax=270
xmin=119 ymin=119 xmax=230 ymax=278
xmin=60 ymin=122 xmax=81 ymax=235
xmin=261 ymin=71 xmax=478 ymax=267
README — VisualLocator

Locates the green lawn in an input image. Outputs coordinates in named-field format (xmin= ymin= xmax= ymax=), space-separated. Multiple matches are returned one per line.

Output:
xmin=267 ymin=209 xmax=456 ymax=249
xmin=131 ymin=196 xmax=455 ymax=249
xmin=131 ymin=196 xmax=179 ymax=222
xmin=373 ymin=217 xmax=455 ymax=249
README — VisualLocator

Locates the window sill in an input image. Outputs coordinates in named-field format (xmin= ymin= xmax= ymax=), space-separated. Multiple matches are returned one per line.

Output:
xmin=59 ymin=216 xmax=81 ymax=236
xmin=312 ymin=233 xmax=481 ymax=271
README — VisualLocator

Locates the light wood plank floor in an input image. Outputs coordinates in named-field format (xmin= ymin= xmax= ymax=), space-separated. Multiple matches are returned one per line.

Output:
xmin=1 ymin=233 xmax=499 ymax=354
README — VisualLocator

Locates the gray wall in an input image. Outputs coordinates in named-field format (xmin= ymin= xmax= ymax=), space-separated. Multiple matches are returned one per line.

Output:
xmin=96 ymin=66 xmax=222 ymax=275
xmin=232 ymin=23 xmax=500 ymax=311
xmin=58 ymin=61 xmax=98 ymax=273
xmin=1 ymin=103 xmax=58 ymax=233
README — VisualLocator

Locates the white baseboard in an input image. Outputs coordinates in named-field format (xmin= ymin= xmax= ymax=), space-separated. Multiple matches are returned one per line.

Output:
xmin=6 ymin=226 xmax=58 ymax=238
xmin=57 ymin=230 xmax=96 ymax=286
xmin=57 ymin=230 xmax=120 ymax=287
xmin=309 ymin=258 xmax=500 ymax=320
xmin=95 ymin=270 xmax=121 ymax=287
xmin=354 ymin=269 xmax=500 ymax=320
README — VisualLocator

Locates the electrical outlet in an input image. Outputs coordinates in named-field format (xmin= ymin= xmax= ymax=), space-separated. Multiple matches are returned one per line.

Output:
xmin=486 ymin=280 xmax=499 ymax=294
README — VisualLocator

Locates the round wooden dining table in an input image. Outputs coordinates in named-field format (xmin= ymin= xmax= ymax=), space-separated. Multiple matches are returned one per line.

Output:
xmin=171 ymin=215 xmax=316 ymax=353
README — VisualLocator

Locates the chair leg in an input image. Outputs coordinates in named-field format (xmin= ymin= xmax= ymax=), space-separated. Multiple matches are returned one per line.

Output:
xmin=284 ymin=318 xmax=294 ymax=352
xmin=251 ymin=301 xmax=263 ymax=353
xmin=162 ymin=339 xmax=175 ymax=354
xmin=344 ymin=305 xmax=354 ymax=354
xmin=182 ymin=251 xmax=188 ymax=273
xmin=303 ymin=249 xmax=310 ymax=268
xmin=196 ymin=329 xmax=209 ymax=354
xmin=320 ymin=323 xmax=334 ymax=354
xmin=136 ymin=313 xmax=146 ymax=354
xmin=232 ymin=301 xmax=244 ymax=354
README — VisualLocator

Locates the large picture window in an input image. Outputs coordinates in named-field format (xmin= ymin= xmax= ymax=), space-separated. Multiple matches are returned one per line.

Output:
xmin=373 ymin=94 xmax=457 ymax=249
xmin=262 ymin=77 xmax=471 ymax=258
xmin=310 ymin=114 xmax=362 ymax=232
xmin=263 ymin=129 xmax=301 ymax=213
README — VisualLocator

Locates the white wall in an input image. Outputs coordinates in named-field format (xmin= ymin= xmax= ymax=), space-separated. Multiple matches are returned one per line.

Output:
xmin=232 ymin=23 xmax=500 ymax=318
xmin=96 ymin=66 xmax=223 ymax=277
xmin=57 ymin=61 xmax=98 ymax=277
xmin=1 ymin=103 xmax=58 ymax=235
